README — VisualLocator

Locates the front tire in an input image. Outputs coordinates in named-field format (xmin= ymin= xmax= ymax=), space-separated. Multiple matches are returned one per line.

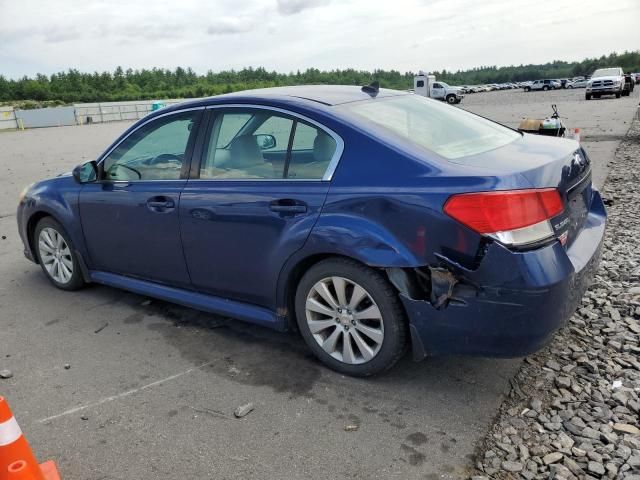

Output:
xmin=446 ymin=94 xmax=456 ymax=104
xmin=525 ymin=87 xmax=531 ymax=92
xmin=543 ymin=86 xmax=549 ymax=91
xmin=615 ymin=92 xmax=621 ymax=98
xmin=34 ymin=217 xmax=85 ymax=291
xmin=585 ymin=93 xmax=591 ymax=100
xmin=295 ymin=258 xmax=408 ymax=376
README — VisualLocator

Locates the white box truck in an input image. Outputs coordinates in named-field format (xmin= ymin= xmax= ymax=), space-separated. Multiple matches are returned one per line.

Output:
xmin=414 ymin=71 xmax=464 ymax=104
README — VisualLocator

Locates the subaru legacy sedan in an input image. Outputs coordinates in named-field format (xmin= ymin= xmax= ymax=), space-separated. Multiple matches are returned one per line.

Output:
xmin=17 ymin=85 xmax=606 ymax=376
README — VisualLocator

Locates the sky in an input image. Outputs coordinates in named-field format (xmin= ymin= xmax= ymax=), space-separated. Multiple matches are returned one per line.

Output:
xmin=0 ymin=0 xmax=638 ymax=79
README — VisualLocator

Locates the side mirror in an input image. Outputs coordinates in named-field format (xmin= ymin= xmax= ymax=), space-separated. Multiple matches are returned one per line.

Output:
xmin=255 ymin=134 xmax=276 ymax=150
xmin=72 ymin=161 xmax=98 ymax=184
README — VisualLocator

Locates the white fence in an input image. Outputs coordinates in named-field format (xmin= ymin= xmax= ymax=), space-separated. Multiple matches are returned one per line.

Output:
xmin=74 ymin=99 xmax=184 ymax=125
xmin=0 ymin=99 xmax=188 ymax=130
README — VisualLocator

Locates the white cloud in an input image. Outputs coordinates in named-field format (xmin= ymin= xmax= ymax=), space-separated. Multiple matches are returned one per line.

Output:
xmin=276 ymin=0 xmax=331 ymax=15
xmin=0 ymin=0 xmax=637 ymax=78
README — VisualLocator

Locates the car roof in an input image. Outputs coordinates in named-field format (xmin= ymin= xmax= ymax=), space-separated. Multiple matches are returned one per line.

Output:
xmin=163 ymin=85 xmax=410 ymax=111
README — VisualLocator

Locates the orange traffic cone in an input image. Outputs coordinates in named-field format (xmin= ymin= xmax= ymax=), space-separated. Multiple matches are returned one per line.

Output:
xmin=0 ymin=397 xmax=60 ymax=480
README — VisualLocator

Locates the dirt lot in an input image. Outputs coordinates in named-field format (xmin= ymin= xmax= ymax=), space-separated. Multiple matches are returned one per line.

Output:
xmin=0 ymin=88 xmax=637 ymax=480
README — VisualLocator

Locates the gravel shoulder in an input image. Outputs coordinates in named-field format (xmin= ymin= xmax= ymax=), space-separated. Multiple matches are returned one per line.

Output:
xmin=474 ymin=117 xmax=640 ymax=480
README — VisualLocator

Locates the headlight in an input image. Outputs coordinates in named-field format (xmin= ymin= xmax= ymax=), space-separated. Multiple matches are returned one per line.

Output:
xmin=18 ymin=183 xmax=34 ymax=202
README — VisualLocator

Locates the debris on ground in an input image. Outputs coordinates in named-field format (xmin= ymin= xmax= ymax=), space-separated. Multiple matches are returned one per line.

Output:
xmin=64 ymin=363 xmax=71 ymax=370
xmin=94 ymin=322 xmax=108 ymax=334
xmin=344 ymin=425 xmax=359 ymax=432
xmin=234 ymin=402 xmax=255 ymax=418
xmin=474 ymin=120 xmax=640 ymax=479
xmin=0 ymin=369 xmax=13 ymax=379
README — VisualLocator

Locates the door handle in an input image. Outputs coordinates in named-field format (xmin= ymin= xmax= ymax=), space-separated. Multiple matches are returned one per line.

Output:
xmin=146 ymin=196 xmax=175 ymax=212
xmin=269 ymin=199 xmax=307 ymax=214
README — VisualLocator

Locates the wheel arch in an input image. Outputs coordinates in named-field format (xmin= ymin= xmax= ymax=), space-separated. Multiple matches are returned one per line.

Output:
xmin=26 ymin=211 xmax=54 ymax=264
xmin=277 ymin=249 xmax=418 ymax=333
xmin=26 ymin=210 xmax=91 ymax=282
xmin=278 ymin=253 xmax=365 ymax=330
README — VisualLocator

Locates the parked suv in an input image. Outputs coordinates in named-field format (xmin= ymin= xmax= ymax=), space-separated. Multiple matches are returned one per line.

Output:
xmin=586 ymin=67 xmax=624 ymax=100
xmin=524 ymin=79 xmax=560 ymax=92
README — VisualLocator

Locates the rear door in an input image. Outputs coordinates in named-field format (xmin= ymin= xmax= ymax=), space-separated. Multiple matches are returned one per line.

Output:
xmin=179 ymin=106 xmax=342 ymax=308
xmin=80 ymin=109 xmax=202 ymax=287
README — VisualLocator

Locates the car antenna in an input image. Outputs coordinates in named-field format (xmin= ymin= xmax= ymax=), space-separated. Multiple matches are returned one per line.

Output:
xmin=361 ymin=81 xmax=380 ymax=96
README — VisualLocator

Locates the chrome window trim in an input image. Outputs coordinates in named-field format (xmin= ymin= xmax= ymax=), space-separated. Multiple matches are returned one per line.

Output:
xmin=200 ymin=103 xmax=345 ymax=182
xmin=96 ymin=106 xmax=206 ymax=165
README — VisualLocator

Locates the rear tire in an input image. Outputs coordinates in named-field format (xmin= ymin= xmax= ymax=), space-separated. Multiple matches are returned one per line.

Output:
xmin=34 ymin=217 xmax=85 ymax=291
xmin=295 ymin=258 xmax=408 ymax=377
xmin=543 ymin=86 xmax=549 ymax=91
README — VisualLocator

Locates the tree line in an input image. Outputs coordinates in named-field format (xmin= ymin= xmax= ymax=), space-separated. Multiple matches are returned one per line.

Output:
xmin=1 ymin=50 xmax=638 ymax=105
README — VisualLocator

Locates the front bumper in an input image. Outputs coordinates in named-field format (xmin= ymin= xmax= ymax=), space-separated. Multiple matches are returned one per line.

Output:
xmin=404 ymin=190 xmax=606 ymax=358
xmin=587 ymin=86 xmax=621 ymax=94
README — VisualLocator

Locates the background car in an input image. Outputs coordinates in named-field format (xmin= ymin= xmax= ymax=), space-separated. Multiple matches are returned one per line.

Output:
xmin=586 ymin=67 xmax=625 ymax=100
xmin=524 ymin=79 xmax=560 ymax=91
xmin=17 ymin=85 xmax=606 ymax=376
xmin=567 ymin=79 xmax=588 ymax=88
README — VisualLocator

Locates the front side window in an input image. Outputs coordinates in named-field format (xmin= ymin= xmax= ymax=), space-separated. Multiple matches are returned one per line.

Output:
xmin=200 ymin=108 xmax=337 ymax=180
xmin=103 ymin=112 xmax=197 ymax=181
xmin=339 ymin=94 xmax=520 ymax=160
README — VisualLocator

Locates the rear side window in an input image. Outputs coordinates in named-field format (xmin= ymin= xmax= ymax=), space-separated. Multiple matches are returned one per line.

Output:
xmin=339 ymin=95 xmax=519 ymax=160
xmin=287 ymin=122 xmax=337 ymax=180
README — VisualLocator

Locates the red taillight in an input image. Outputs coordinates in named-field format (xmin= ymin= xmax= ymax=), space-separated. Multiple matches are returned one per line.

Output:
xmin=443 ymin=189 xmax=564 ymax=234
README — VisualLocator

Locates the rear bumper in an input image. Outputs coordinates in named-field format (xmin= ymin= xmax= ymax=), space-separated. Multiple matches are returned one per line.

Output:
xmin=404 ymin=190 xmax=606 ymax=358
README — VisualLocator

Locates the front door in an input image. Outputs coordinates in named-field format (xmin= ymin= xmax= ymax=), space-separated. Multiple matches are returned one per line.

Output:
xmin=179 ymin=107 xmax=340 ymax=308
xmin=80 ymin=109 xmax=202 ymax=287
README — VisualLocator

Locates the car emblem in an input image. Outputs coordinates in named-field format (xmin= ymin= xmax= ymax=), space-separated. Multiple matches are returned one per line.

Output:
xmin=573 ymin=152 xmax=585 ymax=167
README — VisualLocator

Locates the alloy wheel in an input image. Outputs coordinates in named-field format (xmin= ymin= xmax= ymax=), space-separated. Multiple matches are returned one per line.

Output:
xmin=38 ymin=227 xmax=74 ymax=284
xmin=305 ymin=276 xmax=384 ymax=364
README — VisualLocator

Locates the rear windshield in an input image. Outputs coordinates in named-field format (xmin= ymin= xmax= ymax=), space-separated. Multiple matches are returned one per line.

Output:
xmin=339 ymin=95 xmax=520 ymax=160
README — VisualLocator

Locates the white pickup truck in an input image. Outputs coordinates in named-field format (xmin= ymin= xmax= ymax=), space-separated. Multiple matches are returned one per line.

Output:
xmin=586 ymin=67 xmax=625 ymax=100
xmin=413 ymin=72 xmax=464 ymax=104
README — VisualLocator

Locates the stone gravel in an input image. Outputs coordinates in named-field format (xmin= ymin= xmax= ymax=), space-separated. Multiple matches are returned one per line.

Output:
xmin=473 ymin=116 xmax=640 ymax=480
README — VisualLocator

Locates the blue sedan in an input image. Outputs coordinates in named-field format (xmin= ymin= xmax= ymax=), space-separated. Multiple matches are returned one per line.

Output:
xmin=17 ymin=85 xmax=606 ymax=376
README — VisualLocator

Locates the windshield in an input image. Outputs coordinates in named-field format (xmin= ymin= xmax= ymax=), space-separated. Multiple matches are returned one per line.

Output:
xmin=592 ymin=68 xmax=621 ymax=78
xmin=339 ymin=95 xmax=520 ymax=160
xmin=439 ymin=82 xmax=449 ymax=87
